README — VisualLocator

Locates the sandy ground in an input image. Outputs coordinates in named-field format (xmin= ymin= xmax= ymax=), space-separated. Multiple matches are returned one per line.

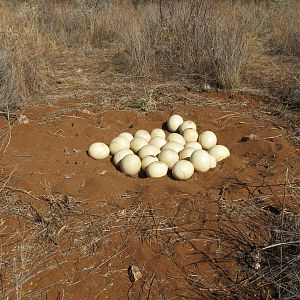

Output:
xmin=0 ymin=95 xmax=299 ymax=299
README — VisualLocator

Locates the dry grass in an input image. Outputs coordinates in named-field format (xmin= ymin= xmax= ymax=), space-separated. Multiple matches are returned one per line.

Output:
xmin=0 ymin=170 xmax=299 ymax=299
xmin=0 ymin=1 xmax=299 ymax=299
xmin=0 ymin=0 xmax=299 ymax=109
xmin=0 ymin=2 xmax=46 ymax=110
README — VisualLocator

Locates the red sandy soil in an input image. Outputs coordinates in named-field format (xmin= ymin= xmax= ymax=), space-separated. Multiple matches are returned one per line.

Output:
xmin=0 ymin=95 xmax=299 ymax=299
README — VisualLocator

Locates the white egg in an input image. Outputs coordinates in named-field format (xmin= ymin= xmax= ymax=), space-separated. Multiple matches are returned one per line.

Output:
xmin=167 ymin=133 xmax=186 ymax=145
xmin=190 ymin=149 xmax=211 ymax=172
xmin=113 ymin=149 xmax=134 ymax=167
xmin=179 ymin=147 xmax=196 ymax=160
xmin=209 ymin=154 xmax=217 ymax=169
xmin=208 ymin=145 xmax=230 ymax=162
xmin=172 ymin=160 xmax=194 ymax=180
xmin=167 ymin=114 xmax=184 ymax=132
xmin=141 ymin=155 xmax=159 ymax=171
xmin=161 ymin=141 xmax=184 ymax=153
xmin=130 ymin=137 xmax=148 ymax=153
xmin=178 ymin=120 xmax=197 ymax=134
xmin=185 ymin=141 xmax=202 ymax=150
xmin=158 ymin=149 xmax=179 ymax=169
xmin=182 ymin=128 xmax=199 ymax=143
xmin=151 ymin=128 xmax=166 ymax=139
xmin=146 ymin=161 xmax=168 ymax=178
xmin=198 ymin=131 xmax=217 ymax=149
xmin=138 ymin=144 xmax=160 ymax=159
xmin=118 ymin=132 xmax=134 ymax=142
xmin=88 ymin=142 xmax=110 ymax=160
xmin=149 ymin=136 xmax=167 ymax=149
xmin=134 ymin=130 xmax=151 ymax=142
xmin=120 ymin=154 xmax=141 ymax=176
xmin=109 ymin=136 xmax=130 ymax=155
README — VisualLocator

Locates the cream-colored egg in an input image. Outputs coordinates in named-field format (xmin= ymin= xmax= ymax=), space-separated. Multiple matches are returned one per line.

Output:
xmin=209 ymin=154 xmax=217 ymax=169
xmin=182 ymin=128 xmax=198 ymax=143
xmin=113 ymin=149 xmax=134 ymax=167
xmin=118 ymin=132 xmax=134 ymax=142
xmin=161 ymin=141 xmax=184 ymax=153
xmin=208 ymin=145 xmax=230 ymax=162
xmin=138 ymin=145 xmax=160 ymax=159
xmin=130 ymin=137 xmax=148 ymax=153
xmin=179 ymin=147 xmax=196 ymax=160
xmin=158 ymin=149 xmax=179 ymax=169
xmin=167 ymin=133 xmax=186 ymax=145
xmin=198 ymin=131 xmax=217 ymax=149
xmin=146 ymin=161 xmax=168 ymax=178
xmin=185 ymin=141 xmax=202 ymax=150
xmin=88 ymin=142 xmax=110 ymax=160
xmin=141 ymin=155 xmax=159 ymax=171
xmin=190 ymin=149 xmax=211 ymax=172
xmin=119 ymin=154 xmax=141 ymax=176
xmin=150 ymin=128 xmax=166 ymax=139
xmin=149 ymin=136 xmax=167 ymax=149
xmin=172 ymin=160 xmax=194 ymax=180
xmin=134 ymin=130 xmax=151 ymax=142
xmin=178 ymin=120 xmax=197 ymax=134
xmin=109 ymin=136 xmax=130 ymax=155
xmin=167 ymin=114 xmax=184 ymax=132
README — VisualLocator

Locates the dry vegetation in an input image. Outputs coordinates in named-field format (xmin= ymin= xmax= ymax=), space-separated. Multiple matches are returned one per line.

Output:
xmin=0 ymin=0 xmax=299 ymax=110
xmin=0 ymin=0 xmax=299 ymax=299
xmin=0 ymin=170 xmax=299 ymax=299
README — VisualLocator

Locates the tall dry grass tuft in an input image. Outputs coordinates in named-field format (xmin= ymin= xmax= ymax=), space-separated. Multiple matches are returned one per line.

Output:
xmin=33 ymin=0 xmax=128 ymax=49
xmin=117 ymin=2 xmax=283 ymax=87
xmin=118 ymin=0 xmax=299 ymax=100
xmin=264 ymin=0 xmax=300 ymax=104
xmin=267 ymin=1 xmax=300 ymax=59
xmin=0 ymin=4 xmax=45 ymax=110
xmin=202 ymin=3 xmax=265 ymax=89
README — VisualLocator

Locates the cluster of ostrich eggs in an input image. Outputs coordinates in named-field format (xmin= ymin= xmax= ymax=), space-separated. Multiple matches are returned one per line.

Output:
xmin=87 ymin=114 xmax=230 ymax=180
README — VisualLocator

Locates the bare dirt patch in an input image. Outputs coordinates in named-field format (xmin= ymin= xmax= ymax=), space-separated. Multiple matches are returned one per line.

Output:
xmin=0 ymin=95 xmax=299 ymax=299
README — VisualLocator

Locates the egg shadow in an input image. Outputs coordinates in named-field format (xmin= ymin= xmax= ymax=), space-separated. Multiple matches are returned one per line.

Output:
xmin=166 ymin=169 xmax=176 ymax=180
xmin=138 ymin=169 xmax=148 ymax=179
xmin=109 ymin=156 xmax=115 ymax=165
xmin=161 ymin=121 xmax=169 ymax=131
xmin=110 ymin=156 xmax=123 ymax=173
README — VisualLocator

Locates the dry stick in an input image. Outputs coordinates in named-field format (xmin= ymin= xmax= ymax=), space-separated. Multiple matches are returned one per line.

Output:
xmin=0 ymin=104 xmax=12 ymax=156
xmin=3 ymin=185 xmax=46 ymax=203
xmin=260 ymin=134 xmax=282 ymax=140
xmin=6 ymin=260 xmax=64 ymax=297
xmin=21 ymin=279 xmax=64 ymax=299
xmin=0 ymin=164 xmax=18 ymax=193
xmin=261 ymin=240 xmax=300 ymax=251
xmin=279 ymin=168 xmax=289 ymax=299
xmin=146 ymin=272 xmax=156 ymax=300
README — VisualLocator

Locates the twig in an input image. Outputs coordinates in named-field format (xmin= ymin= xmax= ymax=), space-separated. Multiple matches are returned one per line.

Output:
xmin=261 ymin=240 xmax=300 ymax=251
xmin=279 ymin=168 xmax=289 ymax=298
xmin=2 ymin=185 xmax=43 ymax=203
xmin=146 ymin=272 xmax=156 ymax=300
xmin=46 ymin=129 xmax=65 ymax=138
xmin=261 ymin=134 xmax=282 ymax=140
xmin=0 ymin=104 xmax=12 ymax=156
xmin=0 ymin=164 xmax=18 ymax=193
